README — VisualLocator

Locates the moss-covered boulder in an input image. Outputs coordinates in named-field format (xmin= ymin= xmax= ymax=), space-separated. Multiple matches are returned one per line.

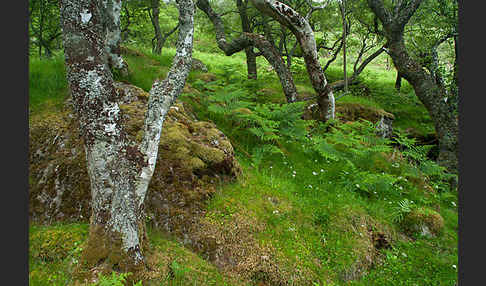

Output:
xmin=29 ymin=82 xmax=241 ymax=237
xmin=401 ymin=207 xmax=444 ymax=238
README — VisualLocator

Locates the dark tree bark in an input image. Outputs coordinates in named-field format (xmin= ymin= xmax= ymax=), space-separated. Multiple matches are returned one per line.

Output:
xmin=250 ymin=0 xmax=335 ymax=121
xmin=149 ymin=0 xmax=163 ymax=54
xmin=196 ymin=0 xmax=298 ymax=102
xmin=237 ymin=0 xmax=258 ymax=79
xmin=367 ymin=0 xmax=458 ymax=173
xmin=395 ymin=70 xmax=402 ymax=91
xmin=59 ymin=0 xmax=194 ymax=273
xmin=332 ymin=45 xmax=385 ymax=91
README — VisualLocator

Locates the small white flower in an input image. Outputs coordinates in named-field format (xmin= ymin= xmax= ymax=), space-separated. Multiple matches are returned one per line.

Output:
xmin=321 ymin=169 xmax=324 ymax=172
xmin=308 ymin=185 xmax=313 ymax=189
xmin=312 ymin=171 xmax=318 ymax=176
xmin=315 ymin=159 xmax=318 ymax=162
xmin=373 ymin=191 xmax=377 ymax=194
xmin=452 ymin=201 xmax=456 ymax=207
xmin=356 ymin=184 xmax=360 ymax=188
xmin=402 ymin=253 xmax=407 ymax=257
xmin=293 ymin=170 xmax=296 ymax=174
xmin=288 ymin=227 xmax=295 ymax=232
xmin=273 ymin=210 xmax=279 ymax=214
xmin=292 ymin=174 xmax=296 ymax=178
xmin=399 ymin=186 xmax=403 ymax=190
xmin=270 ymin=166 xmax=273 ymax=169
xmin=452 ymin=265 xmax=457 ymax=269
xmin=284 ymin=162 xmax=288 ymax=165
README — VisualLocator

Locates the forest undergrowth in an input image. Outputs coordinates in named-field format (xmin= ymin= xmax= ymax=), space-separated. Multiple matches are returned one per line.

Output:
xmin=29 ymin=47 xmax=458 ymax=286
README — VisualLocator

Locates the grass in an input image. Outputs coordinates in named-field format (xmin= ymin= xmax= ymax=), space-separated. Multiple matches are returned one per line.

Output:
xmin=29 ymin=54 xmax=68 ymax=114
xmin=29 ymin=223 xmax=246 ymax=286
xmin=29 ymin=45 xmax=457 ymax=285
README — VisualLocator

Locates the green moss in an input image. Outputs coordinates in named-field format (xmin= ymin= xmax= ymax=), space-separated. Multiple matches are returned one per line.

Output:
xmin=191 ymin=142 xmax=226 ymax=164
xmin=401 ymin=207 xmax=444 ymax=237
xmin=335 ymin=102 xmax=394 ymax=123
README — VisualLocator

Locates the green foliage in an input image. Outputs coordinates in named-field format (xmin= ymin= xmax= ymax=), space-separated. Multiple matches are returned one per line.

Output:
xmin=391 ymin=199 xmax=416 ymax=223
xmin=92 ymin=272 xmax=142 ymax=286
xmin=184 ymin=72 xmax=312 ymax=164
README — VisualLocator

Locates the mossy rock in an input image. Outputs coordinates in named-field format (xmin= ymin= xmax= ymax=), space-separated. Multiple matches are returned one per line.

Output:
xmin=401 ymin=207 xmax=444 ymax=238
xmin=29 ymin=82 xmax=241 ymax=237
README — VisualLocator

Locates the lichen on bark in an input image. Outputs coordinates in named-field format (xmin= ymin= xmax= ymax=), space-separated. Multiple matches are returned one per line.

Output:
xmin=59 ymin=0 xmax=196 ymax=275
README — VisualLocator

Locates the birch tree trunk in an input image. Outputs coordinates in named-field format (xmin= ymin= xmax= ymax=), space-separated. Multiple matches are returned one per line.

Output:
xmin=60 ymin=0 xmax=195 ymax=273
xmin=367 ymin=0 xmax=458 ymax=173
xmin=250 ymin=0 xmax=335 ymax=121
xmin=102 ymin=0 xmax=129 ymax=76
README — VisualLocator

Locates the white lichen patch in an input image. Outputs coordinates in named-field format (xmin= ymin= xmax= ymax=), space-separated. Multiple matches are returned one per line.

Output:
xmin=80 ymin=9 xmax=92 ymax=24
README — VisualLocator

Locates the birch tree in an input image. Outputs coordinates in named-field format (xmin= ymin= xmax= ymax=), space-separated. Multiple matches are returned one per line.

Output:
xmin=59 ymin=0 xmax=195 ymax=272
xmin=366 ymin=0 xmax=458 ymax=173
xmin=250 ymin=0 xmax=335 ymax=121
xmin=196 ymin=0 xmax=299 ymax=103
xmin=102 ymin=0 xmax=130 ymax=75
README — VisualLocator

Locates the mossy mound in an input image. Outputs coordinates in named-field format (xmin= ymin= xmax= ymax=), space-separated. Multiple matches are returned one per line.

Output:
xmin=188 ymin=213 xmax=310 ymax=286
xmin=302 ymin=101 xmax=393 ymax=122
xmin=401 ymin=207 xmax=444 ymax=238
xmin=327 ymin=208 xmax=397 ymax=283
xmin=335 ymin=102 xmax=395 ymax=123
xmin=303 ymin=101 xmax=395 ymax=137
xmin=29 ymin=224 xmax=89 ymax=262
xmin=29 ymin=82 xmax=241 ymax=238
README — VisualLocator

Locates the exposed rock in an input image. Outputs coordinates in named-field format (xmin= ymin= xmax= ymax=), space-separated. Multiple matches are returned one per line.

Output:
xmin=29 ymin=82 xmax=241 ymax=238
xmin=191 ymin=58 xmax=208 ymax=72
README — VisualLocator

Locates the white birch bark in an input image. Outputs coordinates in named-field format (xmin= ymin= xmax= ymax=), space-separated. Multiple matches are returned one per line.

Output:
xmin=60 ymin=0 xmax=195 ymax=268
xmin=250 ymin=0 xmax=335 ymax=120
xmin=102 ymin=0 xmax=129 ymax=75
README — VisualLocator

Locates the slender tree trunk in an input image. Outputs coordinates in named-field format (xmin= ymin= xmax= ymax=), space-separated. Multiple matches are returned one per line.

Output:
xmin=60 ymin=0 xmax=194 ymax=274
xmin=340 ymin=0 xmax=348 ymax=92
xmin=250 ymin=0 xmax=335 ymax=120
xmin=38 ymin=0 xmax=44 ymax=58
xmin=237 ymin=0 xmax=257 ymax=79
xmin=246 ymin=33 xmax=297 ymax=102
xmin=103 ymin=0 xmax=129 ymax=76
xmin=196 ymin=0 xmax=298 ymax=102
xmin=149 ymin=0 xmax=163 ymax=54
xmin=395 ymin=70 xmax=402 ymax=91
